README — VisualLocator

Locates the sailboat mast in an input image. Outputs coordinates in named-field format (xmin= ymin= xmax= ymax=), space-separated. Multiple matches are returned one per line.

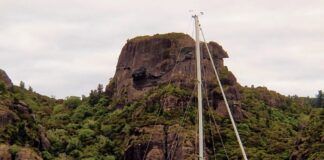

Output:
xmin=193 ymin=15 xmax=204 ymax=160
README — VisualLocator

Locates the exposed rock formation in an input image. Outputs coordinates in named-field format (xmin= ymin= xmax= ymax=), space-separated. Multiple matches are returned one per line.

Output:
xmin=109 ymin=33 xmax=243 ymax=117
xmin=112 ymin=33 xmax=231 ymax=101
xmin=107 ymin=33 xmax=245 ymax=159
xmin=125 ymin=125 xmax=196 ymax=160
xmin=38 ymin=125 xmax=51 ymax=150
xmin=9 ymin=100 xmax=36 ymax=122
xmin=0 ymin=69 xmax=13 ymax=88
xmin=0 ymin=107 xmax=19 ymax=128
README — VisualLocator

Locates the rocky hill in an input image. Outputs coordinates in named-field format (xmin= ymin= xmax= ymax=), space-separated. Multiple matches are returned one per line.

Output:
xmin=0 ymin=70 xmax=55 ymax=160
xmin=0 ymin=33 xmax=323 ymax=160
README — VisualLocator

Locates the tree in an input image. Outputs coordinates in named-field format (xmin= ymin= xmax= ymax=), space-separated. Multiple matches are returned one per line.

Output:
xmin=0 ymin=82 xmax=6 ymax=94
xmin=28 ymin=86 xmax=33 ymax=92
xmin=19 ymin=81 xmax=25 ymax=89
xmin=97 ymin=84 xmax=103 ymax=95
xmin=89 ymin=90 xmax=99 ymax=106
xmin=316 ymin=90 xmax=323 ymax=108
xmin=64 ymin=96 xmax=82 ymax=109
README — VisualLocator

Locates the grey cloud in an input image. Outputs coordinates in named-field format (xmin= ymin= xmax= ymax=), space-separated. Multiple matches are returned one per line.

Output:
xmin=0 ymin=0 xmax=323 ymax=98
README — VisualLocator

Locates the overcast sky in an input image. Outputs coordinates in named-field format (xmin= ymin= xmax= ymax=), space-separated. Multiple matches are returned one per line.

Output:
xmin=0 ymin=0 xmax=323 ymax=98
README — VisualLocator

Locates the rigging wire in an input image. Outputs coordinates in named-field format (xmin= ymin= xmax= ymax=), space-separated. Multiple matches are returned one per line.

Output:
xmin=200 ymin=59 xmax=216 ymax=159
xmin=200 ymin=47 xmax=230 ymax=160
xmin=199 ymin=26 xmax=249 ymax=160
xmin=167 ymin=84 xmax=197 ymax=160
xmin=201 ymin=78 xmax=230 ymax=160
xmin=210 ymin=108 xmax=230 ymax=160
xmin=142 ymin=105 xmax=164 ymax=160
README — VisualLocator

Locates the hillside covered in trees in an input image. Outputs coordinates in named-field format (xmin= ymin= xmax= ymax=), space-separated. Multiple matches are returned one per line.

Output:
xmin=0 ymin=33 xmax=323 ymax=160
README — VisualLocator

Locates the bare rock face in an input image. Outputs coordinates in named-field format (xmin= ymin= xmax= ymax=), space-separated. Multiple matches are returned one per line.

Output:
xmin=10 ymin=101 xmax=34 ymax=120
xmin=112 ymin=33 xmax=230 ymax=101
xmin=0 ymin=107 xmax=19 ymax=128
xmin=38 ymin=125 xmax=51 ymax=150
xmin=108 ymin=33 xmax=245 ymax=159
xmin=109 ymin=33 xmax=242 ymax=116
xmin=124 ymin=125 xmax=196 ymax=160
xmin=0 ymin=69 xmax=13 ymax=88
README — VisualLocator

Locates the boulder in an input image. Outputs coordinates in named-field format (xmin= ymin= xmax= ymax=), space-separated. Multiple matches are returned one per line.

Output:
xmin=10 ymin=101 xmax=34 ymax=120
xmin=38 ymin=125 xmax=51 ymax=150
xmin=0 ymin=107 xmax=19 ymax=128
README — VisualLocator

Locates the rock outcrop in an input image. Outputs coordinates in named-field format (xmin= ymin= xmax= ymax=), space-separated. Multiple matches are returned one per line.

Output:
xmin=125 ymin=124 xmax=196 ymax=160
xmin=0 ymin=107 xmax=19 ymax=128
xmin=107 ymin=33 xmax=245 ymax=159
xmin=111 ymin=33 xmax=230 ymax=100
xmin=108 ymin=33 xmax=243 ymax=117
xmin=38 ymin=125 xmax=51 ymax=150
xmin=0 ymin=69 xmax=13 ymax=88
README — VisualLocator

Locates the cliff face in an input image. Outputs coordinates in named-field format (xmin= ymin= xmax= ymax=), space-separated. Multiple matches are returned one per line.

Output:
xmin=110 ymin=33 xmax=243 ymax=118
xmin=106 ymin=33 xmax=245 ymax=159
xmin=113 ymin=33 xmax=229 ymax=100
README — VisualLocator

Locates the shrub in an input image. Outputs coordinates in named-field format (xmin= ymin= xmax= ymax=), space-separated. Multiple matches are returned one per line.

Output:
xmin=89 ymin=90 xmax=100 ymax=106
xmin=67 ymin=137 xmax=81 ymax=152
xmin=0 ymin=82 xmax=6 ymax=94
xmin=70 ymin=149 xmax=82 ymax=158
xmin=105 ymin=155 xmax=116 ymax=160
xmin=42 ymin=151 xmax=53 ymax=160
xmin=78 ymin=128 xmax=95 ymax=142
xmin=53 ymin=104 xmax=65 ymax=114
xmin=9 ymin=144 xmax=21 ymax=155
xmin=64 ymin=96 xmax=82 ymax=109
xmin=19 ymin=81 xmax=25 ymax=89
xmin=100 ymin=124 xmax=113 ymax=135
xmin=47 ymin=129 xmax=69 ymax=152
xmin=84 ymin=119 xmax=97 ymax=130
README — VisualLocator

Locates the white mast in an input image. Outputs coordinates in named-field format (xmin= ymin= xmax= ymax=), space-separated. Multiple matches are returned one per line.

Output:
xmin=193 ymin=14 xmax=204 ymax=160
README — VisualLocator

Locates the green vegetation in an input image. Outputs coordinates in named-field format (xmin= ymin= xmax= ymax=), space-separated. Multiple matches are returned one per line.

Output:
xmin=128 ymin=32 xmax=190 ymax=42
xmin=315 ymin=90 xmax=323 ymax=108
xmin=64 ymin=96 xmax=82 ymax=109
xmin=19 ymin=81 xmax=25 ymax=89
xmin=0 ymin=80 xmax=323 ymax=159
xmin=0 ymin=82 xmax=6 ymax=94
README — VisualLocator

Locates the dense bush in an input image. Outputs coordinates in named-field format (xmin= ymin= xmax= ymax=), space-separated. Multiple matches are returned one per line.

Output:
xmin=1 ymin=77 xmax=323 ymax=159
xmin=0 ymin=82 xmax=6 ymax=94
xmin=64 ymin=96 xmax=82 ymax=109
xmin=78 ymin=128 xmax=95 ymax=142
